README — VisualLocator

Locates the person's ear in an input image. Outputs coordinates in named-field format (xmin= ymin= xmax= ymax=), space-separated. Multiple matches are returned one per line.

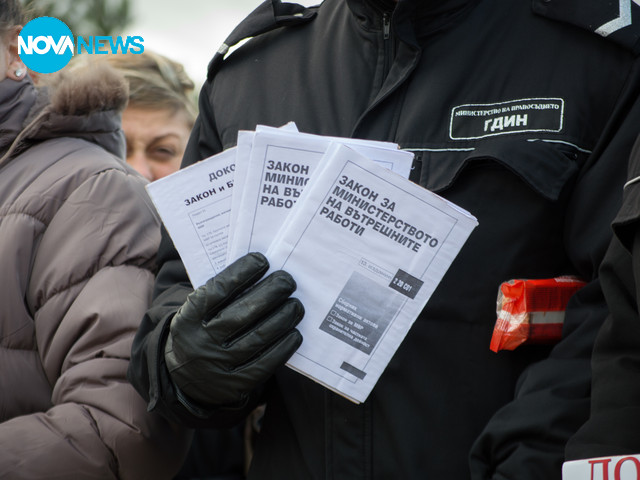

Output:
xmin=6 ymin=26 xmax=26 ymax=81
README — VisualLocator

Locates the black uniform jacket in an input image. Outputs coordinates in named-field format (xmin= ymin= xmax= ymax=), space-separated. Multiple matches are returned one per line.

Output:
xmin=128 ymin=0 xmax=640 ymax=478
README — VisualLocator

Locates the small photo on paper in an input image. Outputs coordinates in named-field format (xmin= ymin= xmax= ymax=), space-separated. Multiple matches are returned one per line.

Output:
xmin=320 ymin=271 xmax=403 ymax=355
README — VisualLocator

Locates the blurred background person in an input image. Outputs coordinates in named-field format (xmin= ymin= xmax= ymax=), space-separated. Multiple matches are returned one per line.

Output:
xmin=0 ymin=1 xmax=190 ymax=477
xmin=106 ymin=50 xmax=197 ymax=181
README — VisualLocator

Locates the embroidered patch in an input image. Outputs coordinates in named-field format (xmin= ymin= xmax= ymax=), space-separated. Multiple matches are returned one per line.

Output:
xmin=449 ymin=98 xmax=564 ymax=140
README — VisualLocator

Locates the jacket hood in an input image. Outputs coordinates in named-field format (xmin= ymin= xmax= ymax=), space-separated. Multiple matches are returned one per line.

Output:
xmin=0 ymin=61 xmax=128 ymax=166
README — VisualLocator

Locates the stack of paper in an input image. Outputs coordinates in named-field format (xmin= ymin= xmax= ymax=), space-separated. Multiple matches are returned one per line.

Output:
xmin=227 ymin=125 xmax=414 ymax=265
xmin=146 ymin=124 xmax=478 ymax=403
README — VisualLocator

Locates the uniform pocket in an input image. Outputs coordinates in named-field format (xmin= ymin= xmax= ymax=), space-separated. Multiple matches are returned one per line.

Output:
xmin=411 ymin=139 xmax=581 ymax=201
xmin=403 ymin=138 xmax=584 ymax=327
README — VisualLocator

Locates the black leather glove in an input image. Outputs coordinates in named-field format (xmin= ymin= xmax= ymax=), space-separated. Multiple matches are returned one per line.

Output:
xmin=164 ymin=252 xmax=304 ymax=408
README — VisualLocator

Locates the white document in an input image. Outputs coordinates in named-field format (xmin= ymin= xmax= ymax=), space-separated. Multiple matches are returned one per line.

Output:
xmin=266 ymin=144 xmax=478 ymax=403
xmin=227 ymin=131 xmax=254 ymax=264
xmin=145 ymin=148 xmax=236 ymax=288
xmin=563 ymin=454 xmax=640 ymax=480
xmin=227 ymin=128 xmax=414 ymax=264
xmin=227 ymin=123 xmax=300 ymax=264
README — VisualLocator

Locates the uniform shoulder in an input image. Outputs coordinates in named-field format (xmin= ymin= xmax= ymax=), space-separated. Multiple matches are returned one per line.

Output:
xmin=207 ymin=0 xmax=319 ymax=80
xmin=533 ymin=0 xmax=640 ymax=54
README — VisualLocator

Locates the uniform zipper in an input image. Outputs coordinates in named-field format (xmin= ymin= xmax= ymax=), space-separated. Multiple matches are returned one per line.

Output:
xmin=408 ymin=150 xmax=423 ymax=184
xmin=382 ymin=12 xmax=392 ymax=79
xmin=383 ymin=12 xmax=390 ymax=40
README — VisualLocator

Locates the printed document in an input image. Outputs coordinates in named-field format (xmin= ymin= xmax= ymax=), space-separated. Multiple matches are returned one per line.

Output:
xmin=227 ymin=128 xmax=413 ymax=264
xmin=266 ymin=143 xmax=478 ymax=403
xmin=146 ymin=129 xmax=478 ymax=403
xmin=145 ymin=148 xmax=236 ymax=288
xmin=563 ymin=454 xmax=640 ymax=480
xmin=228 ymin=123 xmax=299 ymax=260
xmin=146 ymin=128 xmax=410 ymax=288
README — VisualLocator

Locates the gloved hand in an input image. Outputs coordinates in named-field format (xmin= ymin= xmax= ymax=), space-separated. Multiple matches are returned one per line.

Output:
xmin=164 ymin=252 xmax=304 ymax=408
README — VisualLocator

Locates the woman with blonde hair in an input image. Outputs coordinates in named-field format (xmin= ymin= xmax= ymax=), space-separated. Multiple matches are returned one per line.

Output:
xmin=106 ymin=50 xmax=197 ymax=181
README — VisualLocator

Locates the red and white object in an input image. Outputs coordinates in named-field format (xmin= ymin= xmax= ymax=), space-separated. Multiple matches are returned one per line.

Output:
xmin=490 ymin=277 xmax=586 ymax=352
xmin=563 ymin=454 xmax=640 ymax=480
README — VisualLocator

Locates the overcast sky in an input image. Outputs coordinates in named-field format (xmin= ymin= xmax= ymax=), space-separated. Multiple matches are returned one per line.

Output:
xmin=123 ymin=0 xmax=263 ymax=88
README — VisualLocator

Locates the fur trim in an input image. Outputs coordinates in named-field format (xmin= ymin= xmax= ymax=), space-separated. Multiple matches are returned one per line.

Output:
xmin=0 ymin=61 xmax=129 ymax=167
xmin=48 ymin=61 xmax=129 ymax=116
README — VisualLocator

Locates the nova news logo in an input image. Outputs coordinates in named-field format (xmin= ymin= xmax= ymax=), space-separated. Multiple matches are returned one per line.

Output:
xmin=18 ymin=16 xmax=144 ymax=74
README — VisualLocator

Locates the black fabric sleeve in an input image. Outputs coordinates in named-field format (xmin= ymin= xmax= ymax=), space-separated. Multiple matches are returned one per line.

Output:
xmin=563 ymin=233 xmax=640 ymax=459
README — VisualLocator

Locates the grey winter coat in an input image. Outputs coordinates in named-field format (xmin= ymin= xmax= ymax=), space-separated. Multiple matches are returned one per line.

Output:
xmin=0 ymin=66 xmax=190 ymax=479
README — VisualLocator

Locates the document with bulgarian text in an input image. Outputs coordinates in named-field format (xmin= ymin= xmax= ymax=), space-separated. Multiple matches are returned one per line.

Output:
xmin=227 ymin=124 xmax=299 ymax=264
xmin=145 ymin=148 xmax=236 ymax=288
xmin=227 ymin=128 xmax=413 ymax=264
xmin=266 ymin=143 xmax=478 ymax=403
xmin=563 ymin=454 xmax=640 ymax=480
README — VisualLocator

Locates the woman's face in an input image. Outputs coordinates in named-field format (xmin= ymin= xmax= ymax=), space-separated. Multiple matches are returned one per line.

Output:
xmin=121 ymin=106 xmax=192 ymax=181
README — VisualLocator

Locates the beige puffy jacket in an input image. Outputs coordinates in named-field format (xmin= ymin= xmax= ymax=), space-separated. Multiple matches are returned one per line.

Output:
xmin=0 ymin=66 xmax=190 ymax=478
